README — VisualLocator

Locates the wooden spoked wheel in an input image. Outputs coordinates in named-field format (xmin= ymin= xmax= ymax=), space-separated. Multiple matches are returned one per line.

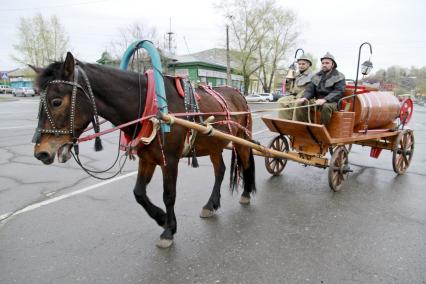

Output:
xmin=265 ymin=135 xmax=289 ymax=176
xmin=328 ymin=146 xmax=351 ymax=192
xmin=392 ymin=129 xmax=414 ymax=174
xmin=329 ymin=144 xmax=352 ymax=155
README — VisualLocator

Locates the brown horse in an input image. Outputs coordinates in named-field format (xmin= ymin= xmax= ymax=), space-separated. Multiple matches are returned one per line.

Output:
xmin=32 ymin=52 xmax=256 ymax=248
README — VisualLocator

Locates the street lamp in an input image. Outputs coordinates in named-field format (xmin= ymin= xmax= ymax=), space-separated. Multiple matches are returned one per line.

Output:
xmin=285 ymin=48 xmax=305 ymax=92
xmin=294 ymin=48 xmax=305 ymax=60
xmin=361 ymin=60 xmax=373 ymax=76
xmin=352 ymin=42 xmax=373 ymax=111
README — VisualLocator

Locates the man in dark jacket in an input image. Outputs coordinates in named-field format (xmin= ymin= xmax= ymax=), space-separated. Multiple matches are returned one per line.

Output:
xmin=295 ymin=52 xmax=345 ymax=126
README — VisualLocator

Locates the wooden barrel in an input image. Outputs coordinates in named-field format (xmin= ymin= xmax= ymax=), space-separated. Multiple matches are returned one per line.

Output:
xmin=353 ymin=91 xmax=400 ymax=129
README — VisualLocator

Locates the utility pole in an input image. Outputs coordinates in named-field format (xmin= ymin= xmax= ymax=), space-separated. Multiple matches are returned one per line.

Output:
xmin=167 ymin=17 xmax=175 ymax=54
xmin=226 ymin=15 xmax=233 ymax=86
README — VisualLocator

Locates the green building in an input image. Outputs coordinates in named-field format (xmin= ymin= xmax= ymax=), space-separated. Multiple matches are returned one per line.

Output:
xmin=166 ymin=48 xmax=244 ymax=90
xmin=97 ymin=48 xmax=248 ymax=92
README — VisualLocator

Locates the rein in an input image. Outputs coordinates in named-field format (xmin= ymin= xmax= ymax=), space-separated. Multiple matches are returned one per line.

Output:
xmin=77 ymin=102 xmax=319 ymax=144
xmin=34 ymin=60 xmax=318 ymax=180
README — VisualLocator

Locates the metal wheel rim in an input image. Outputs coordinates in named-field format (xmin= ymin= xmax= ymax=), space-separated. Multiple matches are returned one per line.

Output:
xmin=265 ymin=135 xmax=289 ymax=176
xmin=392 ymin=129 xmax=414 ymax=174
xmin=328 ymin=146 xmax=349 ymax=191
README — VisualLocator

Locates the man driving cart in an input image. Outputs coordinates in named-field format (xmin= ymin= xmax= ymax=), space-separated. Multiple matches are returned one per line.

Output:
xmin=295 ymin=52 xmax=345 ymax=126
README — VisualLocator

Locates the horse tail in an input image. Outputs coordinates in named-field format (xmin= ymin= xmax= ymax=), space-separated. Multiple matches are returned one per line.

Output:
xmin=230 ymin=147 xmax=256 ymax=194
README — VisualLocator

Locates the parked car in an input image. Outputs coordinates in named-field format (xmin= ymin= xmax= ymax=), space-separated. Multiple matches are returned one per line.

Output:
xmin=245 ymin=94 xmax=266 ymax=102
xmin=258 ymin=93 xmax=274 ymax=102
xmin=14 ymin=87 xmax=35 ymax=97
xmin=246 ymin=93 xmax=274 ymax=102
xmin=0 ymin=85 xmax=14 ymax=94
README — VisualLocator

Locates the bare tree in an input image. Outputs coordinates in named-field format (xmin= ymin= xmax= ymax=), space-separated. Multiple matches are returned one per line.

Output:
xmin=108 ymin=22 xmax=159 ymax=60
xmin=12 ymin=13 xmax=69 ymax=67
xmin=218 ymin=0 xmax=299 ymax=94
xmin=219 ymin=0 xmax=269 ymax=94
xmin=257 ymin=7 xmax=299 ymax=93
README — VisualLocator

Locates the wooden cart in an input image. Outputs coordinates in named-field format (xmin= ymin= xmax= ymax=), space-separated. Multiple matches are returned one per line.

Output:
xmin=161 ymin=90 xmax=414 ymax=192
xmin=262 ymin=107 xmax=414 ymax=191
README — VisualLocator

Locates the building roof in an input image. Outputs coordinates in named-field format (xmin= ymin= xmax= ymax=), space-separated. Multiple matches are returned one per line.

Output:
xmin=0 ymin=69 xmax=18 ymax=74
xmin=168 ymin=48 xmax=240 ymax=69
xmin=8 ymin=67 xmax=36 ymax=78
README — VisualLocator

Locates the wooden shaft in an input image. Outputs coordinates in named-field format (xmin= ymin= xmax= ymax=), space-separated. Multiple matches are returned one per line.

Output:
xmin=161 ymin=114 xmax=321 ymax=166
xmin=225 ymin=144 xmax=328 ymax=167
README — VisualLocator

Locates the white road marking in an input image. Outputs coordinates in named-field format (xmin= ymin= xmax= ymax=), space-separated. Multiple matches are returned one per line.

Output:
xmin=1 ymin=114 xmax=270 ymax=221
xmin=0 ymin=125 xmax=35 ymax=130
xmin=0 ymin=171 xmax=137 ymax=222
xmin=0 ymin=212 xmax=12 ymax=222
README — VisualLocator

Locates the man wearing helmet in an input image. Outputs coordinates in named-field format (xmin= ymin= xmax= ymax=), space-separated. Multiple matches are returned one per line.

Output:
xmin=295 ymin=52 xmax=345 ymax=126
xmin=278 ymin=55 xmax=313 ymax=120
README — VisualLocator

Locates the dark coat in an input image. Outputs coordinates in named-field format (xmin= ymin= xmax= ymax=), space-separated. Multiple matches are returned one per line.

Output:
xmin=303 ymin=69 xmax=345 ymax=103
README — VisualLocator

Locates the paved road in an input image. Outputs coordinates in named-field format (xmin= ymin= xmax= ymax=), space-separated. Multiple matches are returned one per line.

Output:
xmin=0 ymin=96 xmax=425 ymax=283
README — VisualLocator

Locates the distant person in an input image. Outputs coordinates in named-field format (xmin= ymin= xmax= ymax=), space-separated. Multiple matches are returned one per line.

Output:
xmin=295 ymin=52 xmax=345 ymax=126
xmin=278 ymin=55 xmax=313 ymax=120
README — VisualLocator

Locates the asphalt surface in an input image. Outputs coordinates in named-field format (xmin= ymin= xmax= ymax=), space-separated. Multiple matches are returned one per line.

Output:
xmin=0 ymin=95 xmax=425 ymax=283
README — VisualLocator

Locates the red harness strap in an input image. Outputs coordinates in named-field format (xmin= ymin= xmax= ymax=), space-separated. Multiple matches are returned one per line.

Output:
xmin=200 ymin=85 xmax=234 ymax=135
xmin=174 ymin=76 xmax=200 ymax=101
xmin=120 ymin=70 xmax=158 ymax=150
xmin=175 ymin=77 xmax=185 ymax=98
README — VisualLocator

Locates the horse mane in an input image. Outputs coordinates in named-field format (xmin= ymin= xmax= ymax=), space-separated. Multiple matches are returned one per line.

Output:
xmin=36 ymin=61 xmax=64 ymax=89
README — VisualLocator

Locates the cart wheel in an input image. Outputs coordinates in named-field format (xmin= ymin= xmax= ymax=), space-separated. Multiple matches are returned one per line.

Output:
xmin=328 ymin=146 xmax=351 ymax=192
xmin=392 ymin=129 xmax=414 ymax=174
xmin=399 ymin=98 xmax=413 ymax=126
xmin=265 ymin=135 xmax=289 ymax=176
xmin=329 ymin=144 xmax=352 ymax=156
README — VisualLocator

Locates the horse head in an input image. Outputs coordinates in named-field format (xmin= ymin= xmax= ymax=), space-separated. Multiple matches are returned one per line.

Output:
xmin=32 ymin=52 xmax=99 ymax=165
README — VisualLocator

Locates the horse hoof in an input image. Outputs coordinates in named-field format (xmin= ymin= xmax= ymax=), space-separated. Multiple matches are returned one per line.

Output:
xmin=156 ymin=238 xmax=173 ymax=248
xmin=200 ymin=208 xmax=215 ymax=218
xmin=239 ymin=196 xmax=250 ymax=205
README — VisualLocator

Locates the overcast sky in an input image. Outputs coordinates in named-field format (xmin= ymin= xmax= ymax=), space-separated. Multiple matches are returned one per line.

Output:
xmin=0 ymin=0 xmax=425 ymax=79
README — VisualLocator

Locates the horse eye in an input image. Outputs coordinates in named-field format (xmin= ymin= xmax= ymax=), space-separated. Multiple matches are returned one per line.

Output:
xmin=51 ymin=98 xmax=62 ymax=108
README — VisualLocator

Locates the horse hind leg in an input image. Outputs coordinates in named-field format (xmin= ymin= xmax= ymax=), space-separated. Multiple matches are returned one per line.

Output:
xmin=230 ymin=145 xmax=256 ymax=205
xmin=200 ymin=152 xmax=225 ymax=218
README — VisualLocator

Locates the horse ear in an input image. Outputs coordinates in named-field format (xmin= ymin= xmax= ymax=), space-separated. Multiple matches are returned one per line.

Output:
xmin=63 ymin=52 xmax=75 ymax=78
xmin=28 ymin=64 xmax=43 ymax=74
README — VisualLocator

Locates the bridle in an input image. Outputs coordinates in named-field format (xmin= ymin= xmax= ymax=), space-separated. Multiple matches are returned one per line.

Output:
xmin=32 ymin=62 xmax=102 ymax=151
xmin=32 ymin=60 xmax=141 ymax=180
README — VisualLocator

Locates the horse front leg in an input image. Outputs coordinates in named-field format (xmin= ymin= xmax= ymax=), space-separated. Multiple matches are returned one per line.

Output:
xmin=157 ymin=158 xmax=179 ymax=248
xmin=133 ymin=159 xmax=167 ymax=229
xmin=200 ymin=152 xmax=225 ymax=218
